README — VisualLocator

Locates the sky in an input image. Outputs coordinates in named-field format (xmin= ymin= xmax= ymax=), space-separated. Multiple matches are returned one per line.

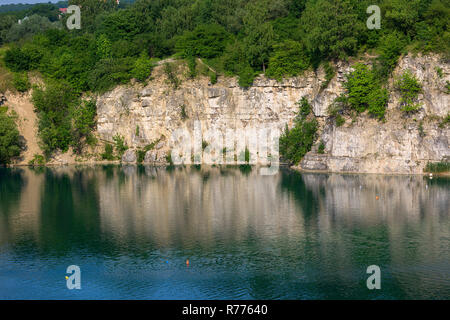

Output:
xmin=0 ymin=0 xmax=59 ymax=5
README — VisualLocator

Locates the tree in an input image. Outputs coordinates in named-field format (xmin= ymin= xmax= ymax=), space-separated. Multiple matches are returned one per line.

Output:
xmin=4 ymin=47 xmax=32 ymax=72
xmin=343 ymin=63 xmax=389 ymax=119
xmin=68 ymin=0 xmax=118 ymax=32
xmin=382 ymin=0 xmax=423 ymax=36
xmin=395 ymin=70 xmax=422 ymax=113
xmin=266 ymin=40 xmax=309 ymax=81
xmin=299 ymin=0 xmax=365 ymax=60
xmin=131 ymin=52 xmax=153 ymax=82
xmin=0 ymin=15 xmax=15 ymax=45
xmin=242 ymin=0 xmax=275 ymax=71
xmin=175 ymin=24 xmax=231 ymax=59
xmin=26 ymin=3 xmax=60 ymax=22
xmin=70 ymin=98 xmax=97 ymax=154
xmin=0 ymin=112 xmax=22 ymax=165
xmin=5 ymin=14 xmax=60 ymax=43
xmin=374 ymin=31 xmax=406 ymax=78
xmin=32 ymin=81 xmax=77 ymax=155
xmin=279 ymin=98 xmax=318 ymax=164
xmin=96 ymin=34 xmax=112 ymax=59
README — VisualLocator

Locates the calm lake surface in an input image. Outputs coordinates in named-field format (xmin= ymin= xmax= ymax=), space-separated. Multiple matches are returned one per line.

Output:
xmin=0 ymin=165 xmax=449 ymax=299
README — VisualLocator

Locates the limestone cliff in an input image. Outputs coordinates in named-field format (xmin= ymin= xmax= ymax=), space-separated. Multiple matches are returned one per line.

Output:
xmin=94 ymin=54 xmax=449 ymax=173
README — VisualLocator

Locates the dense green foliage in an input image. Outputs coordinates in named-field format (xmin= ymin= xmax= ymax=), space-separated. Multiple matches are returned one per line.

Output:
xmin=28 ymin=154 xmax=46 ymax=166
xmin=0 ymin=0 xmax=448 ymax=158
xmin=101 ymin=143 xmax=115 ymax=160
xmin=113 ymin=134 xmax=128 ymax=158
xmin=2 ymin=0 xmax=447 ymax=90
xmin=0 ymin=111 xmax=22 ymax=165
xmin=131 ymin=52 xmax=153 ymax=82
xmin=424 ymin=161 xmax=450 ymax=172
xmin=32 ymin=81 xmax=97 ymax=156
xmin=266 ymin=40 xmax=309 ymax=81
xmin=395 ymin=70 xmax=423 ymax=113
xmin=280 ymin=97 xmax=318 ymax=164
xmin=342 ymin=63 xmax=389 ymax=119
xmin=12 ymin=72 xmax=31 ymax=93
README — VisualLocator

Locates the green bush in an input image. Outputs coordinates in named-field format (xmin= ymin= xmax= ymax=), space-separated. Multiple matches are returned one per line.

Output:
xmin=299 ymin=0 xmax=364 ymax=60
xmin=131 ymin=52 xmax=153 ymax=82
xmin=279 ymin=98 xmax=318 ymax=165
xmin=0 ymin=112 xmax=22 ymax=165
xmin=101 ymin=143 xmax=115 ymax=160
xmin=28 ymin=154 xmax=45 ymax=166
xmin=32 ymin=81 xmax=77 ymax=156
xmin=180 ymin=105 xmax=188 ymax=120
xmin=5 ymin=14 xmax=58 ymax=43
xmin=70 ymin=99 xmax=97 ymax=154
xmin=186 ymin=55 xmax=196 ymax=78
xmin=374 ymin=31 xmax=406 ymax=78
xmin=209 ymin=71 xmax=217 ymax=84
xmin=238 ymin=64 xmax=255 ymax=88
xmin=88 ymin=58 xmax=134 ymax=93
xmin=367 ymin=87 xmax=389 ymax=119
xmin=13 ymin=72 xmax=31 ymax=93
xmin=163 ymin=63 xmax=181 ymax=89
xmin=266 ymin=40 xmax=309 ymax=81
xmin=321 ymin=61 xmax=335 ymax=89
xmin=335 ymin=114 xmax=345 ymax=127
xmin=175 ymin=24 xmax=231 ymax=59
xmin=395 ymin=70 xmax=422 ymax=113
xmin=439 ymin=113 xmax=450 ymax=128
xmin=113 ymin=134 xmax=128 ymax=157
xmin=343 ymin=63 xmax=388 ymax=119
xmin=424 ymin=161 xmax=450 ymax=173
xmin=318 ymin=142 xmax=325 ymax=154
xmin=136 ymin=141 xmax=159 ymax=163
xmin=4 ymin=47 xmax=32 ymax=72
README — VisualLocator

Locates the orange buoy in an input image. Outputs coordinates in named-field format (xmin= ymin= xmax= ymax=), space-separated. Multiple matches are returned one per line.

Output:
xmin=186 ymin=259 xmax=190 ymax=266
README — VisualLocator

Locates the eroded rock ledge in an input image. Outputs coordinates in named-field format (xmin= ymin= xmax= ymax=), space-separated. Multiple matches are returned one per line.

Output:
xmin=96 ymin=53 xmax=449 ymax=174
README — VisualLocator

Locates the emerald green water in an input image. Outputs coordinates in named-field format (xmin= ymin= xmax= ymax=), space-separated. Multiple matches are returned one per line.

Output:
xmin=0 ymin=166 xmax=449 ymax=299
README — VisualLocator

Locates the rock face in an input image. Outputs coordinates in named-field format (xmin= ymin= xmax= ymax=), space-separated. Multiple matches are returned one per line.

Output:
xmin=300 ymin=54 xmax=450 ymax=174
xmin=121 ymin=149 xmax=136 ymax=164
xmin=97 ymin=54 xmax=449 ymax=174
xmin=144 ymin=149 xmax=168 ymax=165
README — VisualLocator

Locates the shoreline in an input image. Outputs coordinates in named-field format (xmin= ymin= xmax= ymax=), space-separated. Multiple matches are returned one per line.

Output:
xmin=5 ymin=162 xmax=450 ymax=177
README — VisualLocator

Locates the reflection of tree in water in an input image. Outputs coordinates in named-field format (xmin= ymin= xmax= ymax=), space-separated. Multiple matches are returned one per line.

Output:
xmin=37 ymin=167 xmax=102 ymax=254
xmin=0 ymin=168 xmax=25 ymax=219
xmin=279 ymin=168 xmax=323 ymax=223
xmin=238 ymin=164 xmax=252 ymax=175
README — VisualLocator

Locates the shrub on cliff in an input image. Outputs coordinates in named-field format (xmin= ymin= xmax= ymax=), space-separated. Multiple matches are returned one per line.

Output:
xmin=101 ymin=143 xmax=114 ymax=161
xmin=266 ymin=40 xmax=309 ymax=81
xmin=131 ymin=52 xmax=153 ymax=82
xmin=279 ymin=98 xmax=318 ymax=165
xmin=12 ymin=72 xmax=30 ymax=93
xmin=0 ymin=112 xmax=22 ymax=165
xmin=424 ymin=161 xmax=450 ymax=173
xmin=113 ymin=134 xmax=128 ymax=158
xmin=32 ymin=81 xmax=97 ymax=156
xmin=70 ymin=98 xmax=97 ymax=154
xmin=395 ymin=70 xmax=422 ymax=113
xmin=175 ymin=24 xmax=231 ymax=59
xmin=32 ymin=81 xmax=76 ymax=156
xmin=342 ymin=63 xmax=389 ymax=119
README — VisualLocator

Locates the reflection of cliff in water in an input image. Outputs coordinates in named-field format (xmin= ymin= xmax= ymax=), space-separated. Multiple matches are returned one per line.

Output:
xmin=97 ymin=165 xmax=303 ymax=248
xmin=0 ymin=167 xmax=102 ymax=255
xmin=0 ymin=166 xmax=448 ymax=298
xmin=280 ymin=170 xmax=450 ymax=299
